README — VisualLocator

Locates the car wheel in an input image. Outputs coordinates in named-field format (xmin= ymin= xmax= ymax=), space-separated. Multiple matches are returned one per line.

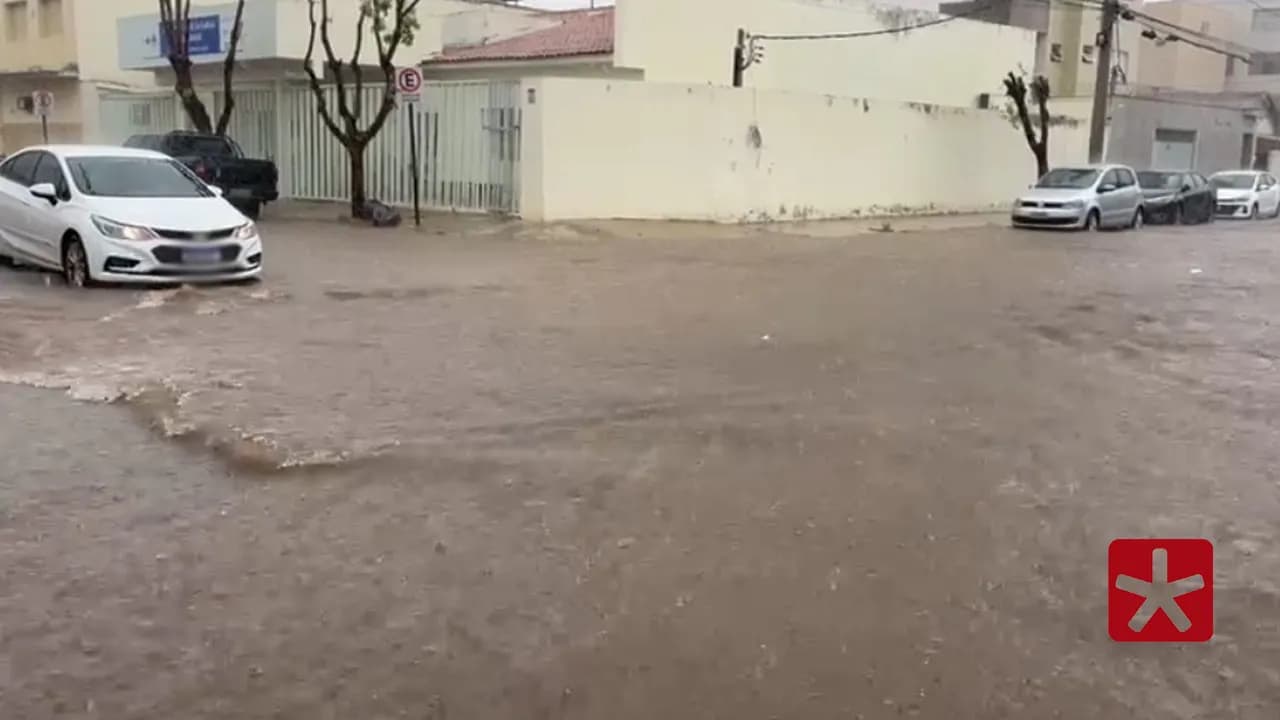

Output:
xmin=62 ymin=236 xmax=93 ymax=288
xmin=1084 ymin=209 xmax=1100 ymax=231
xmin=1131 ymin=207 xmax=1145 ymax=230
xmin=1173 ymin=203 xmax=1183 ymax=225
xmin=240 ymin=201 xmax=262 ymax=220
xmin=0 ymin=252 xmax=14 ymax=268
xmin=1249 ymin=203 xmax=1259 ymax=220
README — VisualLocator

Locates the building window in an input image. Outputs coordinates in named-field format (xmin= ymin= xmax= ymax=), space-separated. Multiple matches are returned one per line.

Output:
xmin=1082 ymin=44 xmax=1095 ymax=64
xmin=4 ymin=0 xmax=28 ymax=43
xmin=1250 ymin=52 xmax=1280 ymax=75
xmin=38 ymin=0 xmax=60 ymax=37
xmin=1050 ymin=43 xmax=1063 ymax=63
xmin=1253 ymin=8 xmax=1280 ymax=32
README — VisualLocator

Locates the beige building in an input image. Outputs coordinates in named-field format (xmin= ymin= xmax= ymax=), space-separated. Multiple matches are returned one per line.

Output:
xmin=1039 ymin=1 xmax=1142 ymax=99
xmin=0 ymin=0 xmax=157 ymax=152
xmin=429 ymin=0 xmax=1041 ymax=107
xmin=1134 ymin=0 xmax=1250 ymax=93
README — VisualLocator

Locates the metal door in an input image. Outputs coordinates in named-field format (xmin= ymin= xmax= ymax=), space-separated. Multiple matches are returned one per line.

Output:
xmin=1152 ymin=129 xmax=1197 ymax=171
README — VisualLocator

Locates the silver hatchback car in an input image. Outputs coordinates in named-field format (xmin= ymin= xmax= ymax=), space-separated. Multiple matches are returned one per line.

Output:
xmin=1011 ymin=164 xmax=1145 ymax=231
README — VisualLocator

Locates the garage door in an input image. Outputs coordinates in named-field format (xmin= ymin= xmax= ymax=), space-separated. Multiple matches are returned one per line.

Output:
xmin=1152 ymin=129 xmax=1197 ymax=170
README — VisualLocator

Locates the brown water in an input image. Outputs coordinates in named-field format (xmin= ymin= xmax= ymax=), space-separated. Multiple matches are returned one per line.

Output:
xmin=2 ymin=216 xmax=1280 ymax=718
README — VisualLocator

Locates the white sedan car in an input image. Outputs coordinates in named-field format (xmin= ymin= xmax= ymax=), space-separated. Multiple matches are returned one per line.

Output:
xmin=0 ymin=145 xmax=262 ymax=287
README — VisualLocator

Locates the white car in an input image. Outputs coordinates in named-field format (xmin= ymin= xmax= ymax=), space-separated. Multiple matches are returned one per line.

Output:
xmin=0 ymin=145 xmax=262 ymax=287
xmin=1209 ymin=170 xmax=1280 ymax=219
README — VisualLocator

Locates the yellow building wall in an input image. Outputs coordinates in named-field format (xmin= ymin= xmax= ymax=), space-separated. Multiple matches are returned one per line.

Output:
xmin=1041 ymin=3 xmax=1141 ymax=98
xmin=1134 ymin=1 xmax=1248 ymax=93
xmin=519 ymin=78 xmax=1092 ymax=222
xmin=614 ymin=0 xmax=1039 ymax=107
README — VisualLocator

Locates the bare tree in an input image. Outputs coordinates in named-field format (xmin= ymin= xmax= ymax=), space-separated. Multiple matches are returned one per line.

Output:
xmin=158 ymin=0 xmax=247 ymax=135
xmin=1003 ymin=72 xmax=1051 ymax=179
xmin=304 ymin=0 xmax=421 ymax=219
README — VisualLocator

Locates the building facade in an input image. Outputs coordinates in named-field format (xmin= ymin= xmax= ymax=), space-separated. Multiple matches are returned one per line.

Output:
xmin=0 ymin=0 xmax=157 ymax=152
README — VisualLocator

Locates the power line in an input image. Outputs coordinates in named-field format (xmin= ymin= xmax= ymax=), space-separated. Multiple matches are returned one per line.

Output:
xmin=1123 ymin=6 xmax=1255 ymax=57
xmin=747 ymin=0 xmax=1010 ymax=41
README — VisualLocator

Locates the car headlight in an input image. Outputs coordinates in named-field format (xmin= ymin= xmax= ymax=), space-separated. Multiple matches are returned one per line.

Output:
xmin=1063 ymin=200 xmax=1086 ymax=209
xmin=234 ymin=222 xmax=257 ymax=240
xmin=91 ymin=216 xmax=157 ymax=241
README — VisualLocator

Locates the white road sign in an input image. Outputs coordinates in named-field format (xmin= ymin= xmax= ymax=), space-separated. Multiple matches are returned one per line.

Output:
xmin=396 ymin=67 xmax=423 ymax=104
xmin=32 ymin=90 xmax=54 ymax=118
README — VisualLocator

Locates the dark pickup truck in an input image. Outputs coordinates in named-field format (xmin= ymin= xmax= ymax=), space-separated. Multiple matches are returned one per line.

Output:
xmin=124 ymin=131 xmax=278 ymax=219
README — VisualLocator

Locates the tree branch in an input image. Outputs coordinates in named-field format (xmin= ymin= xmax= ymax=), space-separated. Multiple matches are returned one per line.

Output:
xmin=1033 ymin=75 xmax=1050 ymax=155
xmin=215 ymin=0 xmax=247 ymax=136
xmin=317 ymin=0 xmax=355 ymax=136
xmin=1003 ymin=73 xmax=1039 ymax=154
xmin=304 ymin=0 xmax=347 ymax=143
xmin=351 ymin=4 xmax=369 ymax=128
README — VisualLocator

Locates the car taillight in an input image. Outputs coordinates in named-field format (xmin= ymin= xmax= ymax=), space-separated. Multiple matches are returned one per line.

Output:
xmin=193 ymin=163 xmax=210 ymax=179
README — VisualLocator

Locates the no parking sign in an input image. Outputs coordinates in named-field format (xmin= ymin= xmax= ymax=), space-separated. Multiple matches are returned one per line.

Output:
xmin=396 ymin=67 xmax=422 ymax=105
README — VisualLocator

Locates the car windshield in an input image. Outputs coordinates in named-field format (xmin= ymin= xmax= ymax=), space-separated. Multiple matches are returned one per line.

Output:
xmin=66 ymin=156 xmax=214 ymax=198
xmin=1036 ymin=168 xmax=1100 ymax=189
xmin=1137 ymin=171 xmax=1181 ymax=189
xmin=1211 ymin=173 xmax=1256 ymax=190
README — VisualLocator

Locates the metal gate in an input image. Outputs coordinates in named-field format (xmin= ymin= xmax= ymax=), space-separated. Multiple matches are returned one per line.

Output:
xmin=420 ymin=81 xmax=521 ymax=213
xmin=280 ymin=80 xmax=521 ymax=213
xmin=99 ymin=80 xmax=522 ymax=214
xmin=213 ymin=88 xmax=277 ymax=161
xmin=97 ymin=92 xmax=184 ymax=144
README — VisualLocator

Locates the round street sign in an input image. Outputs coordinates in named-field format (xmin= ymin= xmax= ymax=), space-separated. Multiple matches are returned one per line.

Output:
xmin=32 ymin=90 xmax=54 ymax=117
xmin=396 ymin=67 xmax=423 ymax=103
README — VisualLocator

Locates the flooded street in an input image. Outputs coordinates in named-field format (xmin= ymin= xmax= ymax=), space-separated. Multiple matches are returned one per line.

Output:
xmin=3 ymin=214 xmax=1280 ymax=718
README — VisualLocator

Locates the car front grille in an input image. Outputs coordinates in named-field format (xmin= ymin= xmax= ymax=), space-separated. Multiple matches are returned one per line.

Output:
xmin=1013 ymin=216 xmax=1078 ymax=227
xmin=152 ymin=244 xmax=241 ymax=264
xmin=152 ymin=227 xmax=237 ymax=241
xmin=1019 ymin=201 xmax=1067 ymax=209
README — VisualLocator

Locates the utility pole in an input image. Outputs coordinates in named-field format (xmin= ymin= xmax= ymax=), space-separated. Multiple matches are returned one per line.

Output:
xmin=1088 ymin=0 xmax=1119 ymax=163
xmin=733 ymin=29 xmax=746 ymax=87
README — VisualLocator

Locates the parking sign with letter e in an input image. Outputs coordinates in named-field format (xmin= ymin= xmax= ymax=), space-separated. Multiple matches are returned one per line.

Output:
xmin=1108 ymin=538 xmax=1213 ymax=642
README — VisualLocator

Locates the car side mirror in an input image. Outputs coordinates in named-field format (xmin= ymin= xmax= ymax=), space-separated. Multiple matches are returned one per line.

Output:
xmin=209 ymin=185 xmax=224 ymax=197
xmin=29 ymin=182 xmax=58 ymax=204
xmin=1098 ymin=183 xmax=1116 ymax=194
xmin=1181 ymin=185 xmax=1191 ymax=193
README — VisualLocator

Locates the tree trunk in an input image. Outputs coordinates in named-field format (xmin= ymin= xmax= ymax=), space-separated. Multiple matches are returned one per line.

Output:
xmin=174 ymin=71 xmax=213 ymax=133
xmin=1034 ymin=145 xmax=1049 ymax=179
xmin=348 ymin=144 xmax=367 ymax=219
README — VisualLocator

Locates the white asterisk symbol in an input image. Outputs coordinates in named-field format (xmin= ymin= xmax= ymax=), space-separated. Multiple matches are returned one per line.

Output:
xmin=1115 ymin=547 xmax=1205 ymax=632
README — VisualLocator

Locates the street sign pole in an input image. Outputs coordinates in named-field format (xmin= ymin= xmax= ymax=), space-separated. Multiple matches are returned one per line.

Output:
xmin=33 ymin=90 xmax=53 ymax=142
xmin=408 ymin=104 xmax=420 ymax=227
xmin=395 ymin=67 xmax=424 ymax=228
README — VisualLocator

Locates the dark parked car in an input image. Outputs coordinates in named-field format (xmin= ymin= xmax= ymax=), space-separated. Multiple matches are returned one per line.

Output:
xmin=1136 ymin=170 xmax=1214 ymax=224
xmin=123 ymin=131 xmax=277 ymax=219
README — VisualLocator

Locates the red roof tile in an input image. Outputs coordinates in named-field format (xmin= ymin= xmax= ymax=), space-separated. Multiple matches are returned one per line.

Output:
xmin=430 ymin=8 xmax=614 ymax=64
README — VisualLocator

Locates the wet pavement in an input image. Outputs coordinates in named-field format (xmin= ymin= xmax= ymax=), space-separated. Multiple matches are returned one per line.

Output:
xmin=2 ymin=214 xmax=1280 ymax=718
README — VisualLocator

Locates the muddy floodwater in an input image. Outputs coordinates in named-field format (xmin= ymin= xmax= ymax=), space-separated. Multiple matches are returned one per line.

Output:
xmin=3 ymin=215 xmax=1280 ymax=718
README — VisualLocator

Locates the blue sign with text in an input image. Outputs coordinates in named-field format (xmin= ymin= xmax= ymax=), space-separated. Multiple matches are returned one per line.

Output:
xmin=158 ymin=15 xmax=222 ymax=56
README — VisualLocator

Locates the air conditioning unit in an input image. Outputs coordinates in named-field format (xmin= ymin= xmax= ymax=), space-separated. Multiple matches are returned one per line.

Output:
xmin=17 ymin=96 xmax=34 ymax=113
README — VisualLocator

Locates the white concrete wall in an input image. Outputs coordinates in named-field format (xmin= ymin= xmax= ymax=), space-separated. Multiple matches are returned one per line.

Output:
xmin=519 ymin=78 xmax=1092 ymax=222
xmin=614 ymin=0 xmax=1037 ymax=106
xmin=75 ymin=0 xmax=165 ymax=86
